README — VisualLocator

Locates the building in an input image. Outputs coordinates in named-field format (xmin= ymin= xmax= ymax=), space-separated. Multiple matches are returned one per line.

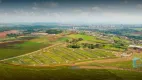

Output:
xmin=0 ymin=32 xmax=7 ymax=38
xmin=31 ymin=32 xmax=48 ymax=36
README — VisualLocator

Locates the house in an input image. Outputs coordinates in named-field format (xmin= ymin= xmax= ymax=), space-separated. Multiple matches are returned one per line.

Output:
xmin=31 ymin=32 xmax=48 ymax=36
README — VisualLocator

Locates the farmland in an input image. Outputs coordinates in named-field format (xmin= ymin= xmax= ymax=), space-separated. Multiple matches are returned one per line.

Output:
xmin=0 ymin=32 xmax=134 ymax=66
xmin=0 ymin=30 xmax=142 ymax=80
xmin=2 ymin=44 xmax=116 ymax=66
xmin=0 ymin=34 xmax=63 ymax=60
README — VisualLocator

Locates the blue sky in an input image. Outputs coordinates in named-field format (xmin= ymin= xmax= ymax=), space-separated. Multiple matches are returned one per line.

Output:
xmin=0 ymin=0 xmax=142 ymax=24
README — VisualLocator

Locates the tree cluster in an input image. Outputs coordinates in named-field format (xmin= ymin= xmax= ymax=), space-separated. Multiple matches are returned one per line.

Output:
xmin=66 ymin=38 xmax=83 ymax=43
xmin=46 ymin=29 xmax=63 ymax=34
xmin=82 ymin=43 xmax=104 ymax=49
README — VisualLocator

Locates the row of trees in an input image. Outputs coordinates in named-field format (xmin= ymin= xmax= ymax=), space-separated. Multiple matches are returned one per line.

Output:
xmin=67 ymin=44 xmax=80 ymax=48
xmin=66 ymin=38 xmax=83 ymax=43
xmin=82 ymin=43 xmax=104 ymax=49
xmin=7 ymin=33 xmax=18 ymax=38
xmin=67 ymin=42 xmax=104 ymax=49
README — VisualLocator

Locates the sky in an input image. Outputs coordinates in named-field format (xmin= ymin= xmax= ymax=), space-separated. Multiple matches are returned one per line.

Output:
xmin=0 ymin=0 xmax=142 ymax=24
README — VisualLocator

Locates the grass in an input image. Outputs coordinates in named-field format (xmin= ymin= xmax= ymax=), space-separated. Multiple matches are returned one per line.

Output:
xmin=0 ymin=41 xmax=48 ymax=60
xmin=69 ymin=34 xmax=107 ymax=43
xmin=81 ymin=60 xmax=133 ymax=69
xmin=58 ymin=37 xmax=70 ymax=42
xmin=103 ymin=61 xmax=133 ymax=68
xmin=0 ymin=36 xmax=53 ymax=60
xmin=103 ymin=44 xmax=125 ymax=51
xmin=1 ymin=63 xmax=142 ymax=80
xmin=109 ymin=69 xmax=142 ymax=80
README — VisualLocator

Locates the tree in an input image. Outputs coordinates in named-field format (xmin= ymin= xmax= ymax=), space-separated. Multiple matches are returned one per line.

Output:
xmin=67 ymin=44 xmax=80 ymax=48
xmin=88 ymin=44 xmax=95 ymax=49
xmin=78 ymin=38 xmax=83 ymax=41
xmin=7 ymin=33 xmax=18 ymax=38
xmin=95 ymin=44 xmax=103 ymax=48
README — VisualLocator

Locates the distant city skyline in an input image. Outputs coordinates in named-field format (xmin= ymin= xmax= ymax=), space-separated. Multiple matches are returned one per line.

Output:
xmin=0 ymin=0 xmax=142 ymax=24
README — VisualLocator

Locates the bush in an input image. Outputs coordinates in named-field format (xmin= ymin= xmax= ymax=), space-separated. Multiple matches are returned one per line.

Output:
xmin=67 ymin=44 xmax=80 ymax=48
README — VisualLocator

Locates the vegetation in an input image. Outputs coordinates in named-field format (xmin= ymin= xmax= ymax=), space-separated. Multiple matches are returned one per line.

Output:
xmin=0 ymin=28 xmax=141 ymax=80
xmin=3 ymin=45 xmax=115 ymax=65
xmin=46 ymin=29 xmax=63 ymax=34
xmin=7 ymin=33 xmax=19 ymax=38
xmin=1 ymin=63 xmax=139 ymax=80
xmin=102 ymin=28 xmax=142 ymax=40
xmin=0 ymin=41 xmax=48 ymax=60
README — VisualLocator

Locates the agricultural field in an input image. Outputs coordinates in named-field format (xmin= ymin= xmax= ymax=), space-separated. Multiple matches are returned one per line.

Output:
xmin=0 ymin=31 xmax=142 ymax=80
xmin=2 ymin=44 xmax=116 ymax=66
xmin=1 ymin=32 xmax=128 ymax=66
xmin=0 ymin=34 xmax=64 ymax=60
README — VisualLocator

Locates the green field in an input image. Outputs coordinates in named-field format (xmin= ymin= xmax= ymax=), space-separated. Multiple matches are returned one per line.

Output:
xmin=0 ymin=63 xmax=142 ymax=80
xmin=0 ymin=36 xmax=54 ymax=60
xmin=3 ymin=45 xmax=116 ymax=66
xmin=0 ymin=32 xmax=141 ymax=80
xmin=69 ymin=34 xmax=107 ymax=43
xmin=1 ymin=33 xmax=131 ymax=66
xmin=0 ymin=41 xmax=47 ymax=59
xmin=79 ymin=60 xmax=133 ymax=69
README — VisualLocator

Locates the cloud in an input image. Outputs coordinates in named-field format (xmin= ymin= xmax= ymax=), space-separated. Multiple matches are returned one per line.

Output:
xmin=102 ymin=12 xmax=142 ymax=24
xmin=33 ymin=2 xmax=37 ymax=6
xmin=124 ymin=0 xmax=128 ymax=4
xmin=44 ymin=2 xmax=59 ymax=7
xmin=137 ymin=4 xmax=142 ymax=9
xmin=0 ymin=0 xmax=2 ymax=4
xmin=73 ymin=9 xmax=82 ymax=13
xmin=91 ymin=7 xmax=102 ymax=12
xmin=32 ymin=7 xmax=38 ymax=10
